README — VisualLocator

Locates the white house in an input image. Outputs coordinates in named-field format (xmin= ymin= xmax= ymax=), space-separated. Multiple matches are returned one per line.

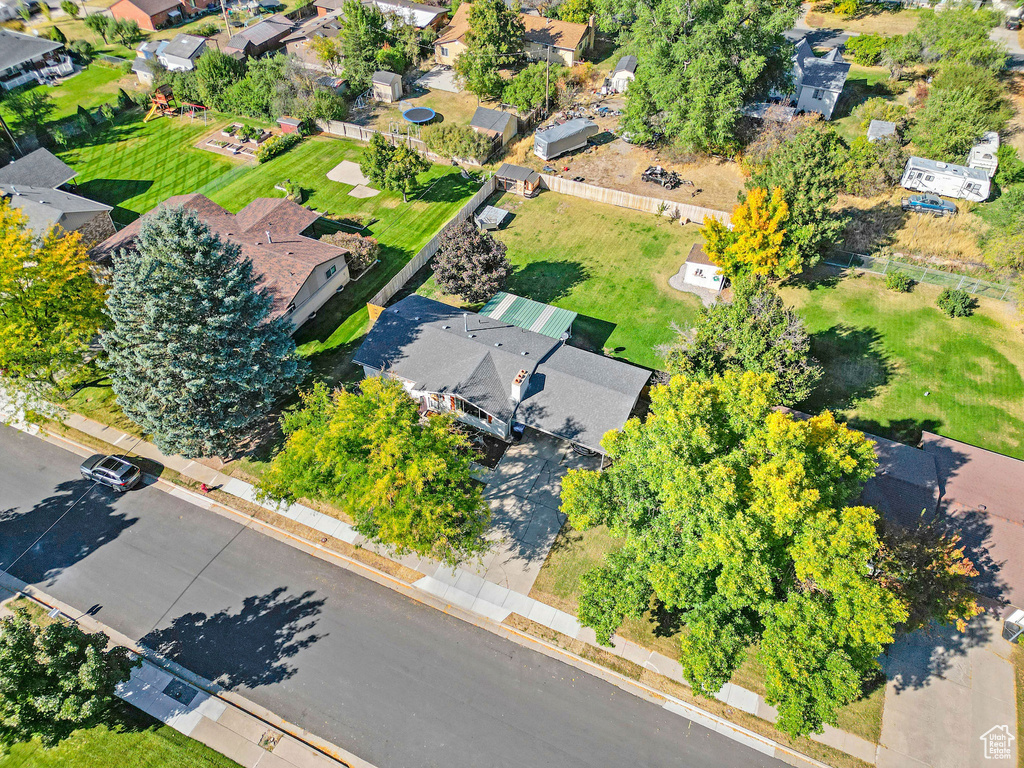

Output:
xmin=680 ymin=243 xmax=724 ymax=292
xmin=967 ymin=131 xmax=999 ymax=178
xmin=787 ymin=40 xmax=850 ymax=121
xmin=609 ymin=55 xmax=636 ymax=93
xmin=132 ymin=34 xmax=206 ymax=85
xmin=901 ymin=156 xmax=991 ymax=203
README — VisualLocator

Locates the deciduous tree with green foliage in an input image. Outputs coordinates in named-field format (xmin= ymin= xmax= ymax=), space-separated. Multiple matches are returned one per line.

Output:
xmin=556 ymin=0 xmax=596 ymax=23
xmin=702 ymin=187 xmax=793 ymax=279
xmin=309 ymin=35 xmax=343 ymax=75
xmin=432 ymin=219 xmax=512 ymax=302
xmin=257 ymin=379 xmax=490 ymax=565
xmin=83 ymin=13 xmax=110 ymax=43
xmin=101 ymin=206 xmax=307 ymax=458
xmin=422 ymin=122 xmax=493 ymax=161
xmin=195 ymin=48 xmax=246 ymax=112
xmin=1 ymin=89 xmax=54 ymax=132
xmin=612 ymin=0 xmax=800 ymax=151
xmin=0 ymin=200 xmax=106 ymax=392
xmin=560 ymin=371 xmax=977 ymax=736
xmin=916 ymin=2 xmax=1005 ymax=70
xmin=59 ymin=0 xmax=79 ymax=18
xmin=661 ymin=277 xmax=821 ymax=405
xmin=340 ymin=0 xmax=391 ymax=91
xmin=502 ymin=61 xmax=564 ymax=112
xmin=842 ymin=135 xmax=907 ymax=197
xmin=455 ymin=0 xmax=525 ymax=100
xmin=359 ymin=132 xmax=429 ymax=201
xmin=746 ymin=123 xmax=846 ymax=268
xmin=0 ymin=608 xmax=138 ymax=753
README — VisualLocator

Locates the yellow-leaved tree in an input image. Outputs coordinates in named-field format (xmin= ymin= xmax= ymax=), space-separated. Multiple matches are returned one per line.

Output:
xmin=0 ymin=200 xmax=106 ymax=391
xmin=703 ymin=187 xmax=796 ymax=280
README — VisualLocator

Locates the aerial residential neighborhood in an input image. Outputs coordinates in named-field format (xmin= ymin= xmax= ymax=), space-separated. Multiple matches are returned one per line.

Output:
xmin=0 ymin=0 xmax=1023 ymax=765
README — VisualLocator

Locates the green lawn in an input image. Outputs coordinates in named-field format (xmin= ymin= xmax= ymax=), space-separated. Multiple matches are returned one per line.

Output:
xmin=0 ymin=64 xmax=135 ymax=129
xmin=58 ymin=114 xmax=241 ymax=225
xmin=0 ymin=701 xmax=239 ymax=768
xmin=783 ymin=271 xmax=1024 ymax=458
xmin=416 ymin=191 xmax=704 ymax=370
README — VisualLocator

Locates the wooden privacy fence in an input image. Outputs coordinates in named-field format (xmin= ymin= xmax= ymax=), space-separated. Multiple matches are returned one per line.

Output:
xmin=538 ymin=174 xmax=730 ymax=226
xmin=367 ymin=176 xmax=497 ymax=308
xmin=316 ymin=120 xmax=485 ymax=167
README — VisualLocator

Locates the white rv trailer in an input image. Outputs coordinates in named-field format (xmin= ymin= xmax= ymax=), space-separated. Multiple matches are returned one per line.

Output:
xmin=967 ymin=132 xmax=1000 ymax=178
xmin=900 ymin=156 xmax=990 ymax=203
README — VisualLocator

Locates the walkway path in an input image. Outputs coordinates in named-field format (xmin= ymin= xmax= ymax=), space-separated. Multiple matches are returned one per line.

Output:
xmin=45 ymin=409 xmax=878 ymax=765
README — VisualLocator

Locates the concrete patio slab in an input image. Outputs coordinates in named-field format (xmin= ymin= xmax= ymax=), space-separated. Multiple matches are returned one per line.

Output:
xmin=326 ymin=160 xmax=370 ymax=186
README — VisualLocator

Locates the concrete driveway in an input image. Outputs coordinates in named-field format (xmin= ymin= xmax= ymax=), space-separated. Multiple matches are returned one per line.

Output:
xmin=414 ymin=66 xmax=462 ymax=93
xmin=465 ymin=429 xmax=598 ymax=594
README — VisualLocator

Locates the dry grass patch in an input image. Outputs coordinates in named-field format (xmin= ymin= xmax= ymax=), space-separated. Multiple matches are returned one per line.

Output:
xmin=805 ymin=5 xmax=923 ymax=35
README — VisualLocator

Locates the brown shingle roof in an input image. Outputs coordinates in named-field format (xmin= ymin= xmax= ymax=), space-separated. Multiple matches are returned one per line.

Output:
xmin=685 ymin=242 xmax=717 ymax=267
xmin=93 ymin=194 xmax=347 ymax=318
xmin=112 ymin=0 xmax=183 ymax=18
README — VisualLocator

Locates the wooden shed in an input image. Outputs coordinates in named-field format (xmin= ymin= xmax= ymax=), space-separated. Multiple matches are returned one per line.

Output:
xmin=496 ymin=163 xmax=540 ymax=198
xmin=371 ymin=71 xmax=403 ymax=103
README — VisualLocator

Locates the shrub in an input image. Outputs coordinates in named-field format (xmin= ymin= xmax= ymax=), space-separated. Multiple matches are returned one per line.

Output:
xmin=67 ymin=38 xmax=94 ymax=62
xmin=256 ymin=133 xmax=302 ymax=163
xmin=845 ymin=34 xmax=889 ymax=66
xmin=99 ymin=102 xmax=115 ymax=121
xmin=853 ymin=97 xmax=908 ymax=130
xmin=937 ymin=288 xmax=974 ymax=317
xmin=994 ymin=145 xmax=1024 ymax=187
xmin=116 ymin=88 xmax=133 ymax=110
xmin=885 ymin=270 xmax=913 ymax=292
xmin=842 ymin=135 xmax=907 ymax=197
xmin=195 ymin=22 xmax=219 ymax=37
xmin=421 ymin=123 xmax=493 ymax=161
xmin=320 ymin=230 xmax=380 ymax=274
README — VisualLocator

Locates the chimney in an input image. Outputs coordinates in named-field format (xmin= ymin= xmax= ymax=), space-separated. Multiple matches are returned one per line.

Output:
xmin=510 ymin=368 xmax=530 ymax=403
xmin=266 ymin=230 xmax=273 ymax=244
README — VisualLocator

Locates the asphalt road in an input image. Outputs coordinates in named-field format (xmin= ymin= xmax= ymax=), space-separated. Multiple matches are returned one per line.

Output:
xmin=0 ymin=426 xmax=788 ymax=768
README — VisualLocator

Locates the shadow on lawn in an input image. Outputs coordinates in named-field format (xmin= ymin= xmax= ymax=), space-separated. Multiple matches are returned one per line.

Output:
xmin=419 ymin=172 xmax=481 ymax=204
xmin=506 ymin=259 xmax=591 ymax=305
xmin=803 ymin=324 xmax=892 ymax=412
xmin=77 ymin=178 xmax=154 ymax=210
xmin=142 ymin=586 xmax=327 ymax=691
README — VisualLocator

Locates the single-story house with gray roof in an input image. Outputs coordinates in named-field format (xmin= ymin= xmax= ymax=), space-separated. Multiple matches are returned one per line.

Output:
xmin=0 ymin=148 xmax=76 ymax=189
xmin=0 ymin=29 xmax=73 ymax=90
xmin=354 ymin=295 xmax=650 ymax=452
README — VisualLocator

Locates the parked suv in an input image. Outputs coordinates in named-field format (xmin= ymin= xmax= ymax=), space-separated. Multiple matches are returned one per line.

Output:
xmin=80 ymin=455 xmax=142 ymax=492
xmin=1007 ymin=16 xmax=1021 ymax=30
xmin=901 ymin=194 xmax=957 ymax=217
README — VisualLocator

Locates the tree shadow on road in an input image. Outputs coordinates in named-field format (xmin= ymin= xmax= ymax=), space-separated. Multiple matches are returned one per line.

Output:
xmin=0 ymin=478 xmax=136 ymax=587
xmin=141 ymin=587 xmax=327 ymax=691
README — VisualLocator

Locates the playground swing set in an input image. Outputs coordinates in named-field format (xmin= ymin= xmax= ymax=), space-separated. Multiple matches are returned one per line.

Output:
xmin=144 ymin=84 xmax=210 ymax=124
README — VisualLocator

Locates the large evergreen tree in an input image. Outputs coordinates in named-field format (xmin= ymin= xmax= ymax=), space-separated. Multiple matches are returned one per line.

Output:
xmin=101 ymin=206 xmax=307 ymax=458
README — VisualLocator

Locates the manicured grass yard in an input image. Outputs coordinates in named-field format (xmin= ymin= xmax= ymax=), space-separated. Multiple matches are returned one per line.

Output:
xmin=417 ymin=191 xmax=704 ymax=370
xmin=783 ymin=271 xmax=1024 ymax=458
xmin=59 ymin=114 xmax=240 ymax=224
xmin=0 ymin=65 xmax=136 ymax=129
xmin=0 ymin=700 xmax=240 ymax=768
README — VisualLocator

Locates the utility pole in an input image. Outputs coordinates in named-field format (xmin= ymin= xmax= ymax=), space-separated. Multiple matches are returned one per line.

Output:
xmin=545 ymin=44 xmax=550 ymax=115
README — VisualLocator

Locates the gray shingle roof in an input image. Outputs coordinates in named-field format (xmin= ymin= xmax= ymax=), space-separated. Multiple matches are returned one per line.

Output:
xmin=867 ymin=119 xmax=897 ymax=141
xmin=612 ymin=55 xmax=636 ymax=74
xmin=354 ymin=295 xmax=649 ymax=451
xmin=470 ymin=106 xmax=516 ymax=134
xmin=372 ymin=70 xmax=402 ymax=86
xmin=0 ymin=29 xmax=62 ymax=73
xmin=0 ymin=148 xmax=76 ymax=188
xmin=496 ymin=163 xmax=539 ymax=184
xmin=227 ymin=15 xmax=293 ymax=49
xmin=799 ymin=56 xmax=850 ymax=91
xmin=161 ymin=33 xmax=205 ymax=60
xmin=0 ymin=184 xmax=111 ymax=236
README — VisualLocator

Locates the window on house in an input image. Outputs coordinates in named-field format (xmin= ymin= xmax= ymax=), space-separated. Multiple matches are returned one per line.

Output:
xmin=457 ymin=398 xmax=488 ymax=421
xmin=925 ymin=175 xmax=934 ymax=182
xmin=440 ymin=46 xmax=449 ymax=57
xmin=812 ymin=88 xmax=824 ymax=100
xmin=325 ymin=264 xmax=337 ymax=280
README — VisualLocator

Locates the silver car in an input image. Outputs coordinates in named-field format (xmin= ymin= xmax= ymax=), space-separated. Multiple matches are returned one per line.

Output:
xmin=80 ymin=455 xmax=142 ymax=492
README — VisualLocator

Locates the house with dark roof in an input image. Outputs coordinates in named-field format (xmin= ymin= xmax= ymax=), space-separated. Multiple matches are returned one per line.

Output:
xmin=111 ymin=0 xmax=215 ymax=30
xmin=132 ymin=33 xmax=207 ymax=84
xmin=435 ymin=4 xmax=593 ymax=67
xmin=224 ymin=14 xmax=296 ymax=58
xmin=354 ymin=295 xmax=649 ymax=452
xmin=0 ymin=29 xmax=73 ymax=90
xmin=0 ymin=149 xmax=114 ymax=244
xmin=470 ymin=106 xmax=517 ymax=147
xmin=93 ymin=194 xmax=351 ymax=330
xmin=787 ymin=40 xmax=849 ymax=120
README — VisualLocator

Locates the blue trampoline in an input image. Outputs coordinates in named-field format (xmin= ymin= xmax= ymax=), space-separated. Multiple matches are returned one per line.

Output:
xmin=403 ymin=107 xmax=436 ymax=124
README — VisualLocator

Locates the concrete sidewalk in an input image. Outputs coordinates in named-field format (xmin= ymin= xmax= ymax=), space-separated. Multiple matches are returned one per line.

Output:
xmin=47 ymin=410 xmax=879 ymax=765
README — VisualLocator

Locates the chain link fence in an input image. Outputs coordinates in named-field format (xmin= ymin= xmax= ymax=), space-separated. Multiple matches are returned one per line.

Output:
xmin=825 ymin=251 xmax=1016 ymax=302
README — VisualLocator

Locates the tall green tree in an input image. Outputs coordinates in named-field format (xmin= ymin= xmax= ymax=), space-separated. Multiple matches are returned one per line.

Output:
xmin=0 ymin=200 xmax=106 ymax=392
xmin=101 ymin=206 xmax=307 ymax=458
xmin=560 ymin=372 xmax=920 ymax=736
xmin=747 ymin=123 xmax=846 ymax=269
xmin=83 ymin=13 xmax=109 ymax=43
xmin=1 ymin=90 xmax=55 ymax=133
xmin=258 ymin=379 xmax=490 ymax=565
xmin=340 ymin=0 xmax=390 ymax=91
xmin=432 ymin=219 xmax=512 ymax=302
xmin=662 ymin=277 xmax=821 ymax=405
xmin=0 ymin=609 xmax=138 ymax=753
xmin=916 ymin=2 xmax=1005 ymax=70
xmin=194 ymin=48 xmax=245 ymax=112
xmin=613 ymin=0 xmax=800 ymax=151
xmin=359 ymin=133 xmax=429 ymax=202
xmin=502 ymin=61 xmax=563 ymax=112
xmin=557 ymin=0 xmax=596 ymax=23
xmin=454 ymin=0 xmax=525 ymax=100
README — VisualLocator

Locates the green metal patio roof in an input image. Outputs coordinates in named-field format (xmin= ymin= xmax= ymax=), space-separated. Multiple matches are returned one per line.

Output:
xmin=479 ymin=292 xmax=577 ymax=339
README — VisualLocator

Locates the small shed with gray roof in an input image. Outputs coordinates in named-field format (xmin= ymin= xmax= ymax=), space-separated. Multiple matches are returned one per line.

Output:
xmin=354 ymin=295 xmax=649 ymax=452
xmin=470 ymin=106 xmax=518 ymax=147
xmin=371 ymin=71 xmax=403 ymax=103
xmin=473 ymin=205 xmax=512 ymax=231
xmin=609 ymin=54 xmax=636 ymax=93
xmin=496 ymin=163 xmax=540 ymax=197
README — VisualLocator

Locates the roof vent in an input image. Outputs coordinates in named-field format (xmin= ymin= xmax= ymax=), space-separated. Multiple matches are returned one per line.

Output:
xmin=494 ymin=342 xmax=501 ymax=347
xmin=414 ymin=316 xmax=421 ymax=320
xmin=442 ymin=324 xmax=450 ymax=329
xmin=936 ymin=162 xmax=947 ymax=169
xmin=521 ymin=351 xmax=528 ymax=355
xmin=468 ymin=334 xmax=476 ymax=338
